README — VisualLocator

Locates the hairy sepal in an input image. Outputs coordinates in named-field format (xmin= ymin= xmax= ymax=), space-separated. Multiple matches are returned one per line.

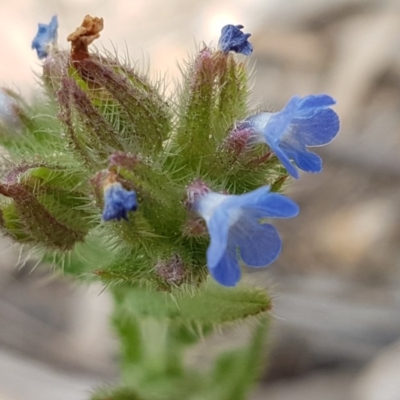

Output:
xmin=0 ymin=164 xmax=94 ymax=250
xmin=172 ymin=50 xmax=249 ymax=175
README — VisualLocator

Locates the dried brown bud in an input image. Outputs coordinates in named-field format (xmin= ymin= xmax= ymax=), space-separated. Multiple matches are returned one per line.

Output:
xmin=67 ymin=15 xmax=104 ymax=61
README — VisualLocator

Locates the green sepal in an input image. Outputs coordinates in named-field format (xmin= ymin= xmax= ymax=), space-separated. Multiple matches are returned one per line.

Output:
xmin=0 ymin=183 xmax=84 ymax=250
xmin=216 ymin=151 xmax=289 ymax=194
xmin=39 ymin=230 xmax=115 ymax=276
xmin=0 ymin=203 xmax=31 ymax=243
xmin=67 ymin=56 xmax=171 ymax=156
xmin=94 ymin=242 xmax=207 ymax=289
xmin=42 ymin=50 xmax=70 ymax=95
xmin=0 ymin=164 xmax=95 ymax=250
xmin=0 ymin=91 xmax=68 ymax=160
xmin=109 ymin=155 xmax=186 ymax=238
xmin=172 ymin=49 xmax=249 ymax=175
xmin=58 ymin=76 xmax=115 ymax=167
xmin=94 ymin=246 xmax=157 ymax=288
xmin=218 ymin=56 xmax=249 ymax=127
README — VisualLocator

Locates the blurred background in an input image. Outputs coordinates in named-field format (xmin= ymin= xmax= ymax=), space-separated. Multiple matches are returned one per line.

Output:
xmin=1 ymin=0 xmax=400 ymax=399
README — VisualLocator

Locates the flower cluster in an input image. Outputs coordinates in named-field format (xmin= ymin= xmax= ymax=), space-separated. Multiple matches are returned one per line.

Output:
xmin=27 ymin=18 xmax=340 ymax=287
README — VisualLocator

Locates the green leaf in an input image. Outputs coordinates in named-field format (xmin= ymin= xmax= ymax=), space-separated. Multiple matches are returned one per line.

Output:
xmin=114 ymin=279 xmax=271 ymax=327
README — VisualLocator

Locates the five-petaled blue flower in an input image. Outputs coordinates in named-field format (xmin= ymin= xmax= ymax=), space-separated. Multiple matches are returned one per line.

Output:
xmin=103 ymin=182 xmax=137 ymax=221
xmin=192 ymin=185 xmax=299 ymax=286
xmin=218 ymin=24 xmax=253 ymax=56
xmin=245 ymin=94 xmax=340 ymax=179
xmin=31 ymin=15 xmax=59 ymax=59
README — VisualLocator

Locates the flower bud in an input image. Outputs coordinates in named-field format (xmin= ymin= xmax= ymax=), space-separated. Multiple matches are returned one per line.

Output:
xmin=102 ymin=171 xmax=137 ymax=221
xmin=173 ymin=44 xmax=250 ymax=175
xmin=61 ymin=15 xmax=171 ymax=155
xmin=155 ymin=254 xmax=186 ymax=287
xmin=0 ymin=164 xmax=94 ymax=250
xmin=43 ymin=50 xmax=70 ymax=94
xmin=57 ymin=76 xmax=124 ymax=166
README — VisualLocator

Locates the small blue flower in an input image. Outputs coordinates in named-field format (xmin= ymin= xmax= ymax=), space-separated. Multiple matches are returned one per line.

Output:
xmin=31 ymin=15 xmax=59 ymax=60
xmin=218 ymin=24 xmax=253 ymax=56
xmin=191 ymin=184 xmax=299 ymax=286
xmin=102 ymin=182 xmax=137 ymax=221
xmin=245 ymin=94 xmax=340 ymax=179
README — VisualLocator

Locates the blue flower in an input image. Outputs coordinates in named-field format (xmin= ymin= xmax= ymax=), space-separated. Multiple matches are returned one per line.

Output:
xmin=193 ymin=185 xmax=299 ymax=286
xmin=245 ymin=94 xmax=340 ymax=179
xmin=31 ymin=15 xmax=59 ymax=59
xmin=102 ymin=182 xmax=137 ymax=221
xmin=218 ymin=24 xmax=253 ymax=56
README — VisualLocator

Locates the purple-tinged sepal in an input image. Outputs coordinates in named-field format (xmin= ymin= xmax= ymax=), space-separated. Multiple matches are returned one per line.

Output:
xmin=102 ymin=173 xmax=137 ymax=221
xmin=43 ymin=50 xmax=70 ymax=94
xmin=246 ymin=94 xmax=340 ymax=179
xmin=221 ymin=124 xmax=254 ymax=160
xmin=31 ymin=15 xmax=59 ymax=60
xmin=187 ymin=182 xmax=299 ymax=286
xmin=218 ymin=24 xmax=253 ymax=56
xmin=62 ymin=15 xmax=172 ymax=155
xmin=0 ymin=164 xmax=93 ymax=250
xmin=57 ymin=77 xmax=124 ymax=166
xmin=210 ymin=122 xmax=285 ymax=195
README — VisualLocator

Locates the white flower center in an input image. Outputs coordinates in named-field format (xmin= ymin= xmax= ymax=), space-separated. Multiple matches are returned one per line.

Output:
xmin=197 ymin=192 xmax=243 ymax=228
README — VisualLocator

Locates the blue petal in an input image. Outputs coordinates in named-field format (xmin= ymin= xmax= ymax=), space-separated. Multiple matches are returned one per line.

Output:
xmin=229 ymin=186 xmax=300 ymax=218
xmin=289 ymin=108 xmax=340 ymax=146
xmin=209 ymin=243 xmax=241 ymax=286
xmin=218 ymin=24 xmax=253 ymax=55
xmin=245 ymin=108 xmax=303 ymax=177
xmin=280 ymin=142 xmax=322 ymax=173
xmin=298 ymin=94 xmax=336 ymax=109
xmin=272 ymin=144 xmax=299 ymax=178
xmin=103 ymin=202 xmax=127 ymax=221
xmin=206 ymin=207 xmax=230 ymax=269
xmin=247 ymin=94 xmax=339 ymax=177
xmin=197 ymin=186 xmax=299 ymax=286
xmin=232 ymin=217 xmax=282 ymax=267
xmin=102 ymin=183 xmax=137 ymax=221
xmin=31 ymin=15 xmax=58 ymax=60
xmin=261 ymin=96 xmax=301 ymax=145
